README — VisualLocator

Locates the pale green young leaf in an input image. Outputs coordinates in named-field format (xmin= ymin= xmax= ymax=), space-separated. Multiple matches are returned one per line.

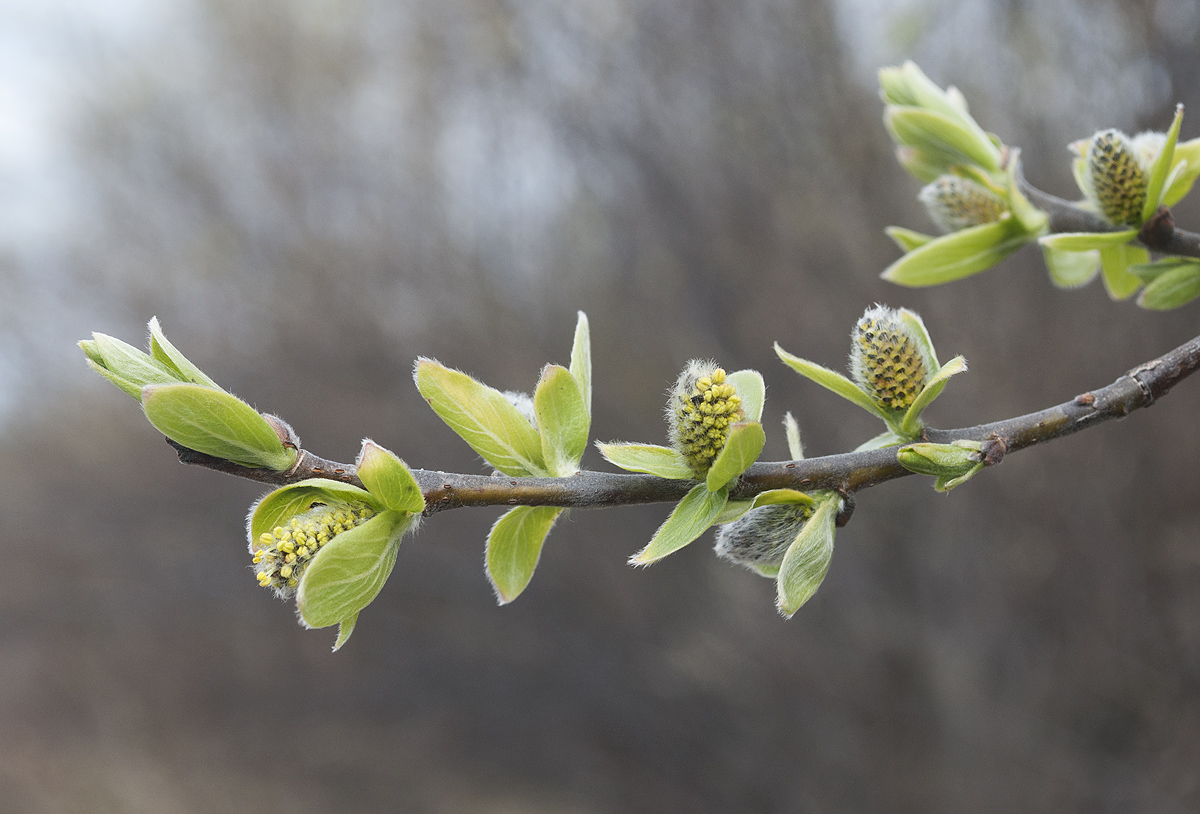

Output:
xmin=885 ymin=226 xmax=936 ymax=252
xmin=750 ymin=489 xmax=816 ymax=508
xmin=713 ymin=500 xmax=754 ymax=525
xmin=142 ymin=383 xmax=295 ymax=470
xmin=569 ymin=311 xmax=592 ymax=417
xmin=935 ymin=462 xmax=985 ymax=492
xmin=356 ymin=439 xmax=425 ymax=514
xmin=882 ymin=219 xmax=1030 ymax=287
xmin=776 ymin=497 xmax=839 ymax=617
xmin=726 ymin=369 xmax=765 ymax=423
xmin=486 ymin=506 xmax=562 ymax=604
xmin=854 ymin=430 xmax=906 ymax=451
xmin=1137 ymin=263 xmax=1200 ymax=310
xmin=899 ymin=355 xmax=967 ymax=436
xmin=896 ymin=442 xmax=981 ymax=477
xmin=1042 ymin=245 xmax=1100 ymax=289
xmin=1163 ymin=138 xmax=1200 ymax=206
xmin=1037 ymin=230 xmax=1138 ymax=252
xmin=706 ymin=421 xmax=766 ymax=492
xmin=147 ymin=317 xmax=223 ymax=390
xmin=774 ymin=344 xmax=890 ymax=423
xmin=896 ymin=307 xmax=940 ymax=370
xmin=534 ymin=364 xmax=590 ymax=477
xmin=1142 ymin=104 xmax=1183 ymax=222
xmin=894 ymin=146 xmax=949 ymax=182
xmin=884 ymin=107 xmax=1002 ymax=172
xmin=1129 ymin=256 xmax=1199 ymax=284
xmin=595 ymin=442 xmax=694 ymax=480
xmin=783 ymin=412 xmax=803 ymax=461
xmin=1099 ymin=244 xmax=1147 ymax=301
xmin=414 ymin=359 xmax=547 ymax=477
xmin=297 ymin=510 xmax=413 ymax=629
xmin=249 ymin=479 xmax=377 ymax=542
xmin=88 ymin=332 xmax=180 ymax=399
xmin=631 ymin=484 xmax=728 ymax=565
xmin=332 ymin=613 xmax=357 ymax=652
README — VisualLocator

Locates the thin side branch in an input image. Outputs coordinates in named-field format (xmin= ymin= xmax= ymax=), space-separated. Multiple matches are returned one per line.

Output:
xmin=168 ymin=333 xmax=1200 ymax=519
xmin=1018 ymin=180 xmax=1200 ymax=258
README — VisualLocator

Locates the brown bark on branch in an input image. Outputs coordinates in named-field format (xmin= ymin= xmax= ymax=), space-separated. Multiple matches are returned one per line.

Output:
xmin=167 ymin=333 xmax=1200 ymax=519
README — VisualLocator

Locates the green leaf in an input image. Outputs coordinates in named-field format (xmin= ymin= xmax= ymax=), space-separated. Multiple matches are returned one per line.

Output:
xmin=935 ymin=462 xmax=985 ymax=492
xmin=885 ymin=225 xmax=936 ymax=252
xmin=414 ymin=359 xmax=548 ymax=477
xmin=884 ymin=106 xmax=1002 ymax=172
xmin=356 ymin=440 xmax=425 ymax=514
xmin=774 ymin=344 xmax=890 ymax=422
xmin=782 ymin=412 xmax=804 ymax=460
xmin=900 ymin=355 xmax=967 ymax=436
xmin=726 ymin=369 xmax=765 ymax=423
xmin=296 ymin=511 xmax=413 ymax=629
xmin=595 ymin=442 xmax=694 ymax=480
xmin=1099 ymin=244 xmax=1148 ymax=301
xmin=1137 ymin=262 xmax=1200 ymax=310
xmin=1129 ymin=256 xmax=1198 ymax=284
xmin=534 ymin=364 xmax=590 ymax=477
xmin=486 ymin=506 xmax=562 ymax=604
xmin=1142 ymin=104 xmax=1183 ymax=222
xmin=569 ymin=311 xmax=592 ymax=417
xmin=87 ymin=332 xmax=181 ymax=399
xmin=854 ymin=430 xmax=906 ymax=451
xmin=894 ymin=146 xmax=950 ymax=183
xmin=147 ymin=317 xmax=223 ymax=390
xmin=142 ymin=383 xmax=295 ymax=470
xmin=249 ymin=479 xmax=377 ymax=542
xmin=332 ymin=613 xmax=357 ymax=652
xmin=631 ymin=483 xmax=729 ymax=565
xmin=713 ymin=500 xmax=754 ymax=525
xmin=776 ymin=496 xmax=839 ymax=617
xmin=1042 ymin=245 xmax=1100 ymax=289
xmin=750 ymin=489 xmax=816 ymax=508
xmin=882 ymin=218 xmax=1031 ymax=287
xmin=896 ymin=307 xmax=941 ymax=370
xmin=1037 ymin=229 xmax=1138 ymax=252
xmin=1164 ymin=138 xmax=1200 ymax=207
xmin=706 ymin=421 xmax=766 ymax=492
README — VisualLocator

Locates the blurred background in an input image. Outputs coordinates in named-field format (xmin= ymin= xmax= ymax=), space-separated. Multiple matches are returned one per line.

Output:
xmin=3 ymin=0 xmax=1200 ymax=811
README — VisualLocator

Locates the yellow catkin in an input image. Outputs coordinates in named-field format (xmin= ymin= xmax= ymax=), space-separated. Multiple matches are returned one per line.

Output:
xmin=668 ymin=361 xmax=744 ymax=477
xmin=251 ymin=504 xmax=375 ymax=598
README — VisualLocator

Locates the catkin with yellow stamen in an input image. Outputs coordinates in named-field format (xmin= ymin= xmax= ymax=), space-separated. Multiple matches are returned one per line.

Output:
xmin=918 ymin=175 xmax=1008 ymax=233
xmin=849 ymin=306 xmax=932 ymax=413
xmin=250 ymin=504 xmax=376 ymax=598
xmin=667 ymin=360 xmax=744 ymax=478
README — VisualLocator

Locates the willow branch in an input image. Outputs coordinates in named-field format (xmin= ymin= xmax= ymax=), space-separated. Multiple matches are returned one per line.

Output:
xmin=1018 ymin=180 xmax=1200 ymax=258
xmin=168 ymin=333 xmax=1200 ymax=519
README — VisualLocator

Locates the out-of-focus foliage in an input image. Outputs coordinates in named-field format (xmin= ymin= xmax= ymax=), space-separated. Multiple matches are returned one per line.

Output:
xmin=4 ymin=0 xmax=1200 ymax=811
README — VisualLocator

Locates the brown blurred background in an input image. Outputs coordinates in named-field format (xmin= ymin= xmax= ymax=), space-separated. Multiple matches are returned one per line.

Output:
xmin=2 ymin=0 xmax=1199 ymax=811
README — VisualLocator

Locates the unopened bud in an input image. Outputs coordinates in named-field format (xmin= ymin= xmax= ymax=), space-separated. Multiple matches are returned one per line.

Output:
xmin=918 ymin=175 xmax=1008 ymax=233
xmin=714 ymin=503 xmax=813 ymax=577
